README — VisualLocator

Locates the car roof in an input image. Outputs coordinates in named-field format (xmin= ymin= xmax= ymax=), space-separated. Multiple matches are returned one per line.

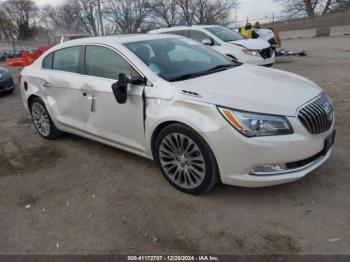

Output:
xmin=149 ymin=25 xmax=221 ymax=34
xmin=55 ymin=34 xmax=90 ymax=37
xmin=56 ymin=33 xmax=180 ymax=49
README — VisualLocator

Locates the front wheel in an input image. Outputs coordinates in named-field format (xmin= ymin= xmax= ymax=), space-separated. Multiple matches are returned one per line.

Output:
xmin=155 ymin=123 xmax=219 ymax=194
xmin=29 ymin=97 xmax=62 ymax=139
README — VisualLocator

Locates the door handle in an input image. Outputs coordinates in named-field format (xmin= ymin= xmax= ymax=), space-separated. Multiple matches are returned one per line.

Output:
xmin=82 ymin=89 xmax=91 ymax=96
xmin=42 ymin=82 xmax=52 ymax=88
xmin=81 ymin=89 xmax=95 ymax=112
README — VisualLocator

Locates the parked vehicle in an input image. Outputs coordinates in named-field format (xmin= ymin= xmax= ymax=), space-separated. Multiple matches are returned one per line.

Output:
xmin=149 ymin=25 xmax=275 ymax=67
xmin=0 ymin=50 xmax=22 ymax=62
xmin=0 ymin=67 xmax=15 ymax=94
xmin=20 ymin=35 xmax=335 ymax=194
xmin=0 ymin=51 xmax=6 ymax=62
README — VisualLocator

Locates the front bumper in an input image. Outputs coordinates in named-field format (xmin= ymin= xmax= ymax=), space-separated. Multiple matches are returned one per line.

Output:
xmin=239 ymin=52 xmax=275 ymax=66
xmin=204 ymin=117 xmax=335 ymax=187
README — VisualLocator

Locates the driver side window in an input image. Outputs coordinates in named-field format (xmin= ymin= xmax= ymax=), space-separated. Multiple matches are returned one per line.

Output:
xmin=189 ymin=30 xmax=211 ymax=43
xmin=85 ymin=45 xmax=139 ymax=80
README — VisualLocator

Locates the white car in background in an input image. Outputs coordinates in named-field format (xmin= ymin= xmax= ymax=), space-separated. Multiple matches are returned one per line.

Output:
xmin=149 ymin=25 xmax=275 ymax=67
xmin=20 ymin=34 xmax=334 ymax=194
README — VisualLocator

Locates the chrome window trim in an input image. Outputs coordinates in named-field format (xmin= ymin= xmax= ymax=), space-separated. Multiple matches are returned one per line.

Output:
xmin=41 ymin=43 xmax=151 ymax=86
xmin=41 ymin=45 xmax=82 ymax=73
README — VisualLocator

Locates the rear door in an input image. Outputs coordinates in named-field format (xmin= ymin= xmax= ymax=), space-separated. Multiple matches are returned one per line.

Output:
xmin=81 ymin=45 xmax=146 ymax=151
xmin=40 ymin=46 xmax=91 ymax=130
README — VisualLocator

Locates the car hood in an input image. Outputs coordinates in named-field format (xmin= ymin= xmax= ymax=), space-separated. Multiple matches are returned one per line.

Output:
xmin=171 ymin=64 xmax=322 ymax=116
xmin=229 ymin=39 xmax=270 ymax=50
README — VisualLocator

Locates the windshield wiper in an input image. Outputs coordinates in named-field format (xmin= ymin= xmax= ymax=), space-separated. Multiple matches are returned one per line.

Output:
xmin=205 ymin=63 xmax=236 ymax=73
xmin=170 ymin=64 xmax=236 ymax=82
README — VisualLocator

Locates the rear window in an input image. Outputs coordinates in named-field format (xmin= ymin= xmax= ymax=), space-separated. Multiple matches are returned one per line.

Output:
xmin=52 ymin=46 xmax=81 ymax=73
xmin=162 ymin=30 xmax=189 ymax=37
xmin=189 ymin=30 xmax=211 ymax=42
xmin=206 ymin=26 xmax=244 ymax=42
xmin=42 ymin=53 xmax=53 ymax=69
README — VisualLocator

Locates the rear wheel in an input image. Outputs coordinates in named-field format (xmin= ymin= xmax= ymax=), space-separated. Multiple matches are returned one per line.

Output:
xmin=155 ymin=123 xmax=219 ymax=194
xmin=29 ymin=97 xmax=62 ymax=139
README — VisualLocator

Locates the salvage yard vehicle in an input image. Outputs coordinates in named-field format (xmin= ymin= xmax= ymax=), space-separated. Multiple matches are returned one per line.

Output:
xmin=0 ymin=67 xmax=15 ymax=95
xmin=19 ymin=34 xmax=335 ymax=194
xmin=149 ymin=25 xmax=275 ymax=67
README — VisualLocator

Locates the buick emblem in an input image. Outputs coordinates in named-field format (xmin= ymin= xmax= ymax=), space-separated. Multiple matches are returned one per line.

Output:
xmin=324 ymin=102 xmax=333 ymax=121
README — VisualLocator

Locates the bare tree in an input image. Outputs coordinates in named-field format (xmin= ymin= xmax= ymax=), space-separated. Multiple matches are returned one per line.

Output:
xmin=172 ymin=0 xmax=238 ymax=26
xmin=150 ymin=0 xmax=179 ymax=27
xmin=324 ymin=0 xmax=350 ymax=13
xmin=1 ymin=0 xmax=38 ymax=39
xmin=0 ymin=8 xmax=16 ymax=40
xmin=40 ymin=1 xmax=84 ymax=34
xmin=74 ymin=0 xmax=100 ymax=36
xmin=176 ymin=0 xmax=195 ymax=25
xmin=104 ymin=0 xmax=152 ymax=33
xmin=194 ymin=0 xmax=238 ymax=25
xmin=277 ymin=0 xmax=350 ymax=17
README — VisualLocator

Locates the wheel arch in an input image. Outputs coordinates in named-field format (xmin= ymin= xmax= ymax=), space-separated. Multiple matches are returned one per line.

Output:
xmin=150 ymin=120 xmax=179 ymax=158
xmin=27 ymin=94 xmax=40 ymax=109
xmin=150 ymin=120 xmax=223 ymax=189
xmin=147 ymin=102 xmax=226 ymax=158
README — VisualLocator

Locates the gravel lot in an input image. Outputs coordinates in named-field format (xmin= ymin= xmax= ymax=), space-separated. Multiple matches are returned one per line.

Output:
xmin=0 ymin=36 xmax=349 ymax=255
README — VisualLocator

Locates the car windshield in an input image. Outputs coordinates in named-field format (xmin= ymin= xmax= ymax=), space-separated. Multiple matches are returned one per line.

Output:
xmin=125 ymin=38 xmax=238 ymax=82
xmin=206 ymin=26 xmax=244 ymax=42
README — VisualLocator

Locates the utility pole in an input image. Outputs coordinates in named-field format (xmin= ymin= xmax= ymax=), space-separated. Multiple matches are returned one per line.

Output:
xmin=97 ymin=0 xmax=104 ymax=36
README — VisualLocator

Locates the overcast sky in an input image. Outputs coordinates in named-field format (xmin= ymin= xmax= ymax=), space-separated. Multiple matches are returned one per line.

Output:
xmin=34 ymin=0 xmax=283 ymax=25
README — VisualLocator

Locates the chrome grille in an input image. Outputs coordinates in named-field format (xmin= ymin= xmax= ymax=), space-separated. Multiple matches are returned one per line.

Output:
xmin=259 ymin=48 xmax=273 ymax=59
xmin=298 ymin=93 xmax=334 ymax=134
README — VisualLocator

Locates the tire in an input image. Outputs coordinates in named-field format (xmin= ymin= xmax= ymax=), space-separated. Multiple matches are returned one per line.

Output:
xmin=154 ymin=123 xmax=219 ymax=194
xmin=29 ymin=97 xmax=62 ymax=140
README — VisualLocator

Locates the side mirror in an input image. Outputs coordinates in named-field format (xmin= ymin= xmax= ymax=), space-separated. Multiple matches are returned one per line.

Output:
xmin=129 ymin=75 xmax=146 ymax=86
xmin=202 ymin=39 xmax=214 ymax=46
xmin=112 ymin=73 xmax=128 ymax=104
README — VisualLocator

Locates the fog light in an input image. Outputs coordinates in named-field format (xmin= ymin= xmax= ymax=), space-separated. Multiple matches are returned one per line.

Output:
xmin=250 ymin=164 xmax=287 ymax=176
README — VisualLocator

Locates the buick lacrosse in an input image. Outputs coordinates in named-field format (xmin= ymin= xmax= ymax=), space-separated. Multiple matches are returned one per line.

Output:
xmin=20 ymin=34 xmax=335 ymax=194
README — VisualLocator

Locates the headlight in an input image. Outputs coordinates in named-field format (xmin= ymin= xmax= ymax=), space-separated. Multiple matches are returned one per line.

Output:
xmin=242 ymin=49 xmax=259 ymax=56
xmin=218 ymin=107 xmax=293 ymax=137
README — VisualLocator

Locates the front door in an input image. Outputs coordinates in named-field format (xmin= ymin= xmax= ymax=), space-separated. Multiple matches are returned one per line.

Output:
xmin=82 ymin=45 xmax=146 ymax=152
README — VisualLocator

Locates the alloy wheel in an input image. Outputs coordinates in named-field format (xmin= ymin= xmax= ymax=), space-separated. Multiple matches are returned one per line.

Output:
xmin=158 ymin=133 xmax=206 ymax=189
xmin=31 ymin=102 xmax=51 ymax=137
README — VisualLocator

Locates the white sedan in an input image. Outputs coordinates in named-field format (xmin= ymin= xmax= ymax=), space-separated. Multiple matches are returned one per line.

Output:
xmin=19 ymin=34 xmax=335 ymax=194
xmin=149 ymin=25 xmax=275 ymax=67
